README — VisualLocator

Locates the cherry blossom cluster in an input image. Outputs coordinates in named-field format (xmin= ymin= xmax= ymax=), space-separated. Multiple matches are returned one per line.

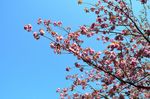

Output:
xmin=24 ymin=0 xmax=150 ymax=98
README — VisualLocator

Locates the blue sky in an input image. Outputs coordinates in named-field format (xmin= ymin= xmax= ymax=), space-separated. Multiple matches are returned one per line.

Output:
xmin=0 ymin=0 xmax=96 ymax=99
xmin=0 ymin=0 xmax=148 ymax=99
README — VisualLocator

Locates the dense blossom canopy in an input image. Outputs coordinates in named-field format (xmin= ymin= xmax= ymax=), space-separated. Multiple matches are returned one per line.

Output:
xmin=24 ymin=0 xmax=150 ymax=98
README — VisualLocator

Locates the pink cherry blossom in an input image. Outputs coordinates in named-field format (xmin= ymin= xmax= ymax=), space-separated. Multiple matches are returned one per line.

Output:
xmin=24 ymin=0 xmax=150 ymax=98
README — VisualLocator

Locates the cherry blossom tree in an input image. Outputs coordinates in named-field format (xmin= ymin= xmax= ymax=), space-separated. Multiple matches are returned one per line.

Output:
xmin=24 ymin=0 xmax=150 ymax=98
